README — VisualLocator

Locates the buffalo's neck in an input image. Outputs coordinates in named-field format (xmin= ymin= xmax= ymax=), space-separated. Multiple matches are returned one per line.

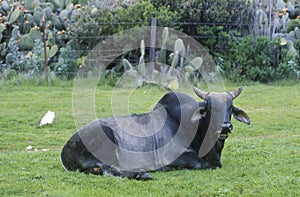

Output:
xmin=190 ymin=117 xmax=210 ymax=153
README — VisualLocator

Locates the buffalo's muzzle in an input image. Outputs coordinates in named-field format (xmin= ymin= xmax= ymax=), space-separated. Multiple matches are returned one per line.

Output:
xmin=221 ymin=123 xmax=233 ymax=133
xmin=218 ymin=123 xmax=233 ymax=139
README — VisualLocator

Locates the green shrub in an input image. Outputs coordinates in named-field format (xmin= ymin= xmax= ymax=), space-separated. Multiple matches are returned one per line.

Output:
xmin=294 ymin=39 xmax=300 ymax=51
xmin=224 ymin=36 xmax=270 ymax=82
xmin=224 ymin=36 xmax=300 ymax=82
xmin=69 ymin=0 xmax=179 ymax=55
xmin=287 ymin=19 xmax=300 ymax=33
xmin=52 ymin=46 xmax=79 ymax=80
xmin=197 ymin=25 xmax=231 ymax=55
xmin=6 ymin=38 xmax=44 ymax=76
xmin=275 ymin=47 xmax=300 ymax=79
xmin=277 ymin=59 xmax=300 ymax=79
xmin=152 ymin=0 xmax=250 ymax=52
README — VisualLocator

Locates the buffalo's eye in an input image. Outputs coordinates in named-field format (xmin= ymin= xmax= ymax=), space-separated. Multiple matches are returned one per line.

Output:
xmin=200 ymin=107 xmax=207 ymax=114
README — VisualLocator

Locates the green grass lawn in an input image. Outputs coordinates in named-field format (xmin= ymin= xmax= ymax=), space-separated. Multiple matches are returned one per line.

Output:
xmin=0 ymin=81 xmax=299 ymax=196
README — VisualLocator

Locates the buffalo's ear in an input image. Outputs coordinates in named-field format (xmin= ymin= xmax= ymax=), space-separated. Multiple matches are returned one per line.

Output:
xmin=233 ymin=106 xmax=250 ymax=125
xmin=191 ymin=106 xmax=207 ymax=123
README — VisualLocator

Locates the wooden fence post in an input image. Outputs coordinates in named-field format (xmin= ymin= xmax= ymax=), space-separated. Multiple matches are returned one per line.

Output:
xmin=42 ymin=15 xmax=50 ymax=86
xmin=150 ymin=17 xmax=156 ymax=79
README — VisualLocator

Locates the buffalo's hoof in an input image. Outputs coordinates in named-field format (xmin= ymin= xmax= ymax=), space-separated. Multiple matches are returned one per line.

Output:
xmin=136 ymin=172 xmax=153 ymax=180
xmin=201 ymin=162 xmax=210 ymax=170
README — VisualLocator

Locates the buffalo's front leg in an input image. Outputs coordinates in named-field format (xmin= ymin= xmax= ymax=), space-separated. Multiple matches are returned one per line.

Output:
xmin=106 ymin=167 xmax=152 ymax=180
xmin=168 ymin=150 xmax=210 ymax=170
xmin=121 ymin=171 xmax=153 ymax=180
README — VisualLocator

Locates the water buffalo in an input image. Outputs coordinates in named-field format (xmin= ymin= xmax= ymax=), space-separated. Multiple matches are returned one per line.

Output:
xmin=61 ymin=87 xmax=250 ymax=180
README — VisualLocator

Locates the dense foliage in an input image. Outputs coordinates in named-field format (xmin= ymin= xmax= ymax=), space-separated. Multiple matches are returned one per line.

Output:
xmin=151 ymin=0 xmax=251 ymax=52
xmin=223 ymin=36 xmax=300 ymax=82
xmin=69 ymin=0 xmax=179 ymax=54
xmin=0 ymin=0 xmax=299 ymax=83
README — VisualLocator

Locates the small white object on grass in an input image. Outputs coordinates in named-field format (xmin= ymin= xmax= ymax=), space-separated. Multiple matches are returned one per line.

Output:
xmin=39 ymin=110 xmax=55 ymax=126
xmin=26 ymin=145 xmax=33 ymax=151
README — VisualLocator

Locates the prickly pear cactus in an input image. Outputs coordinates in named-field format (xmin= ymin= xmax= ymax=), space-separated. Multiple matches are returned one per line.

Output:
xmin=295 ymin=27 xmax=300 ymax=39
xmin=137 ymin=39 xmax=146 ymax=76
xmin=0 ymin=0 xmax=84 ymax=65
xmin=170 ymin=38 xmax=185 ymax=70
xmin=158 ymin=27 xmax=169 ymax=65
xmin=276 ymin=0 xmax=285 ymax=11
xmin=0 ymin=42 xmax=8 ymax=57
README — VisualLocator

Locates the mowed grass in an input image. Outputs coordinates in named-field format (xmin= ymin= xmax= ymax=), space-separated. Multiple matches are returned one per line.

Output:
xmin=0 ymin=81 xmax=299 ymax=196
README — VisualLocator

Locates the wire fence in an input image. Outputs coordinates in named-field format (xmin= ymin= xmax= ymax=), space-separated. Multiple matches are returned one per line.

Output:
xmin=1 ymin=21 xmax=249 ymax=63
xmin=0 ymin=18 xmax=288 ymax=67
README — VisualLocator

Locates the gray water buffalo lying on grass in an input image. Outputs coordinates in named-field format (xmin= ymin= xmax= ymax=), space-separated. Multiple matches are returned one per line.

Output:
xmin=61 ymin=87 xmax=250 ymax=180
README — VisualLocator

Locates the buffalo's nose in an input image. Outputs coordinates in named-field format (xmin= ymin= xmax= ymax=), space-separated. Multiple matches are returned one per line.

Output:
xmin=221 ymin=123 xmax=233 ymax=133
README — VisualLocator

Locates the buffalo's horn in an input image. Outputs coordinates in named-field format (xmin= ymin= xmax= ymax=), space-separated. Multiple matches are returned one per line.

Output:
xmin=229 ymin=87 xmax=243 ymax=99
xmin=193 ymin=86 xmax=207 ymax=100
